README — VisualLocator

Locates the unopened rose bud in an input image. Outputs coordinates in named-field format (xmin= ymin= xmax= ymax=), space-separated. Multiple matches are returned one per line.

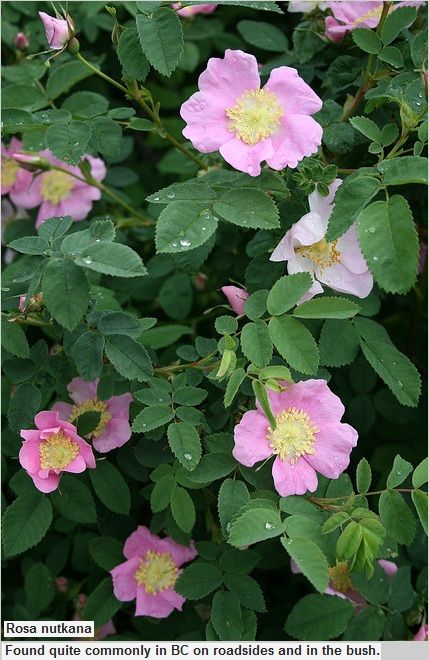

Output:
xmin=38 ymin=11 xmax=75 ymax=50
xmin=19 ymin=293 xmax=43 ymax=313
xmin=55 ymin=577 xmax=69 ymax=593
xmin=11 ymin=152 xmax=50 ymax=172
xmin=221 ymin=285 xmax=249 ymax=316
xmin=14 ymin=32 xmax=29 ymax=51
xmin=194 ymin=272 xmax=208 ymax=290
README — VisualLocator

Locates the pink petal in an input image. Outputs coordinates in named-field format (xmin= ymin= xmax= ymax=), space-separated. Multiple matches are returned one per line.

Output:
xmin=219 ymin=136 xmax=274 ymax=176
xmin=181 ymin=92 xmax=235 ymax=152
xmin=305 ymin=422 xmax=358 ymax=479
xmin=92 ymin=417 xmax=132 ymax=453
xmin=232 ymin=410 xmax=272 ymax=467
xmin=275 ymin=379 xmax=346 ymax=428
xmin=30 ymin=472 xmax=61 ymax=493
xmin=64 ymin=454 xmax=87 ymax=473
xmin=59 ymin=197 xmax=93 ymax=221
xmin=158 ymin=538 xmax=197 ymax=567
xmin=20 ymin=429 xmax=42 ymax=443
xmin=316 ymin=262 xmax=373 ymax=298
xmin=159 ymin=587 xmax=186 ymax=611
xmin=135 ymin=587 xmax=175 ymax=618
xmin=106 ymin=393 xmax=133 ymax=418
xmin=221 ymin=285 xmax=249 ymax=315
xmin=308 ymin=178 xmax=342 ymax=218
xmin=111 ymin=558 xmax=140 ymax=601
xmin=324 ymin=16 xmax=346 ymax=41
xmin=35 ymin=410 xmax=62 ymax=430
xmin=51 ymin=402 xmax=73 ymax=420
xmin=124 ymin=526 xmax=160 ymax=560
xmin=9 ymin=176 xmax=41 ymax=209
xmin=378 ymin=559 xmax=398 ymax=577
xmin=336 ymin=225 xmax=369 ymax=274
xmin=272 ymin=455 xmax=318 ymax=496
xmin=267 ymin=114 xmax=323 ymax=170
xmin=85 ymin=155 xmax=106 ymax=182
xmin=264 ymin=66 xmax=322 ymax=116
xmin=67 ymin=378 xmax=98 ymax=404
xmin=198 ymin=50 xmax=260 ymax=106
xmin=36 ymin=201 xmax=59 ymax=228
xmin=74 ymin=437 xmax=96 ymax=469
xmin=19 ymin=439 xmax=41 ymax=473
xmin=288 ymin=211 xmax=327 ymax=247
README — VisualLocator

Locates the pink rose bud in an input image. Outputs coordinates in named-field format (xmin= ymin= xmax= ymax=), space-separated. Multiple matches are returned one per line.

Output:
xmin=194 ymin=272 xmax=208 ymax=290
xmin=172 ymin=3 xmax=217 ymax=17
xmin=19 ymin=293 xmax=43 ymax=313
xmin=221 ymin=285 xmax=249 ymax=316
xmin=14 ymin=32 xmax=29 ymax=50
xmin=11 ymin=152 xmax=50 ymax=172
xmin=55 ymin=577 xmax=69 ymax=593
xmin=38 ymin=11 xmax=74 ymax=50
xmin=414 ymin=623 xmax=428 ymax=641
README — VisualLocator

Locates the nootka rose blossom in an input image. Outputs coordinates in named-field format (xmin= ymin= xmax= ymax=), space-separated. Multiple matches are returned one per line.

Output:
xmin=222 ymin=285 xmax=249 ymax=315
xmin=180 ymin=49 xmax=323 ymax=176
xmin=414 ymin=623 xmax=428 ymax=641
xmin=324 ymin=1 xmax=424 ymax=42
xmin=52 ymin=377 xmax=133 ymax=453
xmin=288 ymin=1 xmax=327 ymax=12
xmin=9 ymin=150 xmax=106 ymax=228
xmin=270 ymin=178 xmax=373 ymax=302
xmin=38 ymin=11 xmax=74 ymax=50
xmin=19 ymin=411 xmax=96 ymax=493
xmin=111 ymin=526 xmax=197 ymax=618
xmin=1 ymin=139 xmax=37 ymax=204
xmin=172 ymin=3 xmax=217 ymax=17
xmin=233 ymin=379 xmax=358 ymax=497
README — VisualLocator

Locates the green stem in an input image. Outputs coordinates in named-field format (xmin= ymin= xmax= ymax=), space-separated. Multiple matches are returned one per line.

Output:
xmin=309 ymin=487 xmax=414 ymax=507
xmin=75 ymin=52 xmax=128 ymax=94
xmin=154 ymin=353 xmax=219 ymax=375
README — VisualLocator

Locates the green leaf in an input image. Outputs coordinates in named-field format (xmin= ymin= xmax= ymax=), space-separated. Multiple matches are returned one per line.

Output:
xmin=75 ymin=242 xmax=147 ymax=278
xmin=8 ymin=383 xmax=42 ymax=431
xmin=355 ymin=317 xmax=421 ymax=407
xmin=319 ymin=320 xmax=360 ymax=367
xmin=47 ymin=60 xmax=94 ymax=100
xmin=218 ymin=478 xmax=250 ymax=534
xmin=267 ymin=273 xmax=313 ymax=316
xmin=357 ymin=196 xmax=418 ymax=294
xmin=92 ymin=117 xmax=122 ymax=159
xmin=89 ymin=461 xmax=131 ymax=514
xmin=1 ymin=84 xmax=46 ymax=111
xmin=62 ymin=91 xmax=108 ymax=118
xmin=269 ymin=316 xmax=319 ymax=374
xmin=46 ymin=120 xmax=91 ymax=166
xmin=213 ymin=188 xmax=280 ymax=228
xmin=342 ymin=606 xmax=385 ymax=641
xmin=136 ymin=8 xmax=183 ymax=77
xmin=258 ymin=365 xmax=293 ymax=382
xmin=412 ymin=458 xmax=428 ymax=489
xmin=148 ymin=181 xmax=216 ymax=204
xmin=1 ymin=321 xmax=30 ymax=358
xmin=105 ymin=334 xmax=153 ymax=382
xmin=223 ymin=573 xmax=266 ymax=612
xmin=156 ymin=201 xmax=217 ymax=253
xmin=326 ymin=175 xmax=381 ymax=242
xmin=89 ymin=536 xmax=124 ymax=571
xmin=380 ymin=6 xmax=417 ymax=45
xmin=82 ymin=578 xmax=121 ymax=628
xmin=75 ymin=411 xmax=101 ymax=437
xmin=167 ymin=422 xmax=202 ymax=471
xmin=25 ymin=563 xmax=55 ymax=613
xmin=356 ymin=458 xmax=372 ymax=494
xmin=42 ymin=259 xmax=89 ymax=331
xmin=215 ymin=315 xmax=238 ymax=335
xmin=38 ymin=216 xmax=73 ymax=241
xmin=140 ymin=324 xmax=192 ymax=349
xmin=349 ymin=116 xmax=381 ymax=142
xmin=228 ymin=507 xmax=283 ymax=547
xmin=386 ymin=455 xmax=413 ymax=489
xmin=337 ymin=521 xmax=362 ymax=561
xmin=8 ymin=236 xmax=49 ymax=255
xmin=237 ymin=20 xmax=287 ymax=52
xmin=379 ymin=490 xmax=416 ymax=545
xmin=244 ymin=290 xmax=268 ymax=321
xmin=387 ymin=566 xmax=415 ymax=612
xmin=251 ymin=380 xmax=276 ymax=429
xmin=240 ymin=320 xmax=272 ymax=368
xmin=378 ymin=156 xmax=428 ymax=185
xmin=173 ymin=386 xmax=207 ymax=406
xmin=224 ymin=368 xmax=246 ymax=407
xmin=281 ymin=536 xmax=329 ymax=594
xmin=89 ymin=218 xmax=116 ymax=242
xmin=117 ymin=28 xmax=150 ymax=80
xmin=411 ymin=490 xmax=428 ymax=535
xmin=378 ymin=45 xmax=404 ymax=68
xmin=352 ymin=28 xmax=382 ymax=54
xmin=211 ymin=591 xmax=242 ymax=641
xmin=170 ymin=486 xmax=195 ymax=532
xmin=188 ymin=453 xmax=236 ymax=483
xmin=220 ymin=548 xmax=259 ymax=574
xmin=132 ymin=404 xmax=174 ymax=432
xmin=322 ymin=512 xmax=350 ymax=534
xmin=1 ymin=108 xmax=35 ymax=134
xmin=97 ymin=312 xmax=141 ymax=337
xmin=286 ymin=594 xmax=354 ymax=640
xmin=151 ymin=475 xmax=177 ymax=513
xmin=2 ymin=493 xmax=53 ymax=558
xmin=294 ymin=296 xmax=360 ymax=320
xmin=175 ymin=561 xmax=223 ymax=600
xmin=51 ymin=475 xmax=97 ymax=524
xmin=72 ymin=332 xmax=104 ymax=382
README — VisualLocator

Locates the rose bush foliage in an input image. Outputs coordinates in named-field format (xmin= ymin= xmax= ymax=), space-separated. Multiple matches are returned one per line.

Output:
xmin=1 ymin=0 xmax=428 ymax=643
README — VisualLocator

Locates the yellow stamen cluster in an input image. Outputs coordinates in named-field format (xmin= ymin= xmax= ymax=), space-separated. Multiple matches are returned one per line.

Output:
xmin=267 ymin=407 xmax=318 ymax=463
xmin=40 ymin=171 xmax=74 ymax=204
xmin=1 ymin=158 xmax=19 ymax=187
xmin=134 ymin=551 xmax=178 ymax=595
xmin=328 ymin=561 xmax=353 ymax=593
xmin=352 ymin=6 xmax=383 ymax=26
xmin=39 ymin=430 xmax=79 ymax=470
xmin=69 ymin=398 xmax=111 ymax=438
xmin=295 ymin=238 xmax=341 ymax=271
xmin=226 ymin=89 xmax=283 ymax=145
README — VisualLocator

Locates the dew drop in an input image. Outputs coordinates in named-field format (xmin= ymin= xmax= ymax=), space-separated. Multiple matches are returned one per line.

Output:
xmin=226 ymin=522 xmax=232 ymax=532
xmin=142 ymin=423 xmax=147 ymax=427
xmin=202 ymin=210 xmax=211 ymax=220
xmin=265 ymin=522 xmax=275 ymax=531
xmin=95 ymin=238 xmax=101 ymax=242
xmin=368 ymin=226 xmax=376 ymax=234
xmin=398 ymin=380 xmax=404 ymax=389
xmin=184 ymin=453 xmax=192 ymax=461
xmin=201 ymin=226 xmax=207 ymax=231
xmin=83 ymin=256 xmax=93 ymax=265
xmin=392 ymin=361 xmax=397 ymax=366
xmin=153 ymin=196 xmax=160 ymax=201
xmin=158 ymin=398 xmax=164 ymax=402
xmin=73 ymin=142 xmax=79 ymax=147
xmin=171 ymin=241 xmax=178 ymax=248
xmin=396 ymin=469 xmax=402 ymax=475
xmin=372 ymin=256 xmax=379 ymax=261
xmin=285 ymin=538 xmax=293 ymax=545
xmin=180 ymin=238 xmax=191 ymax=247
xmin=166 ymin=192 xmax=175 ymax=199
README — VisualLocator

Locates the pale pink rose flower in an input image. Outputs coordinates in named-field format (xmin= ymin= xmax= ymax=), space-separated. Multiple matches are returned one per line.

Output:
xmin=414 ymin=623 xmax=428 ymax=641
xmin=52 ymin=377 xmax=133 ymax=453
xmin=19 ymin=411 xmax=96 ymax=493
xmin=288 ymin=1 xmax=327 ymax=12
xmin=110 ymin=526 xmax=197 ymax=618
xmin=1 ymin=139 xmax=36 ymax=201
xmin=38 ymin=11 xmax=72 ymax=50
xmin=172 ymin=3 xmax=217 ymax=17
xmin=222 ymin=285 xmax=249 ymax=315
xmin=180 ymin=49 xmax=323 ymax=176
xmin=270 ymin=178 xmax=373 ymax=302
xmin=325 ymin=1 xmax=424 ymax=42
xmin=233 ymin=379 xmax=358 ymax=497
xmin=14 ymin=32 xmax=29 ymax=50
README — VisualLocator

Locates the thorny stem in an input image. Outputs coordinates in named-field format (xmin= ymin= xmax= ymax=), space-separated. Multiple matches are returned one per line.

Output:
xmin=308 ymin=488 xmax=414 ymax=508
xmin=154 ymin=353 xmax=219 ymax=375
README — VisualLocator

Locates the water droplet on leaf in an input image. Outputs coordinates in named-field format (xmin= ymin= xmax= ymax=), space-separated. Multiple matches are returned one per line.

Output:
xmin=180 ymin=239 xmax=191 ymax=247
xmin=184 ymin=453 xmax=192 ymax=461
xmin=265 ymin=522 xmax=275 ymax=531
xmin=83 ymin=256 xmax=93 ymax=265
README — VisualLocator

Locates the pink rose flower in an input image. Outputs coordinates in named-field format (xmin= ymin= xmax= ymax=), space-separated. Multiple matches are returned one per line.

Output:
xmin=52 ymin=377 xmax=133 ymax=453
xmin=1 ymin=139 xmax=36 ymax=201
xmin=288 ymin=1 xmax=327 ymax=12
xmin=172 ymin=3 xmax=217 ymax=17
xmin=38 ymin=11 xmax=73 ymax=50
xmin=9 ymin=150 xmax=106 ymax=228
xmin=14 ymin=32 xmax=29 ymax=50
xmin=270 ymin=178 xmax=373 ymax=302
xmin=19 ymin=411 xmax=96 ymax=493
xmin=233 ymin=379 xmax=358 ymax=497
xmin=180 ymin=49 xmax=323 ymax=176
xmin=325 ymin=1 xmax=424 ymax=42
xmin=110 ymin=526 xmax=197 ymax=618
xmin=414 ymin=623 xmax=428 ymax=641
xmin=222 ymin=285 xmax=249 ymax=315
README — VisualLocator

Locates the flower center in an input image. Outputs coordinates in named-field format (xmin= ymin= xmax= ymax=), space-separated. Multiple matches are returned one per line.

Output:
xmin=68 ymin=398 xmax=111 ymax=438
xmin=295 ymin=238 xmax=341 ymax=270
xmin=134 ymin=550 xmax=179 ymax=595
xmin=267 ymin=407 xmax=318 ymax=463
xmin=226 ymin=89 xmax=284 ymax=145
xmin=352 ymin=5 xmax=383 ymax=26
xmin=40 ymin=171 xmax=74 ymax=204
xmin=1 ymin=158 xmax=19 ymax=187
xmin=39 ymin=430 xmax=79 ymax=470
xmin=328 ymin=561 xmax=353 ymax=593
